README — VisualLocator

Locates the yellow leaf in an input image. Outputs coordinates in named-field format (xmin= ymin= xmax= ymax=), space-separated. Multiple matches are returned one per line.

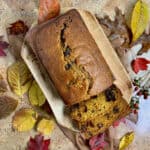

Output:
xmin=0 ymin=96 xmax=18 ymax=119
xmin=7 ymin=61 xmax=33 ymax=96
xmin=12 ymin=108 xmax=37 ymax=132
xmin=37 ymin=118 xmax=55 ymax=135
xmin=119 ymin=132 xmax=135 ymax=150
xmin=131 ymin=0 xmax=149 ymax=41
xmin=29 ymin=80 xmax=45 ymax=106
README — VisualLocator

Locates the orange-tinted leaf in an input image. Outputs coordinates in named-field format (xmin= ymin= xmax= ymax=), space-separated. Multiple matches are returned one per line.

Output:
xmin=8 ymin=20 xmax=29 ymax=35
xmin=27 ymin=134 xmax=50 ymax=150
xmin=38 ymin=0 xmax=60 ymax=24
xmin=131 ymin=58 xmax=150 ymax=73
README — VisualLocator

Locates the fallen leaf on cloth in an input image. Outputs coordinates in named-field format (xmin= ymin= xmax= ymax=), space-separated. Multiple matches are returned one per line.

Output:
xmin=0 ymin=36 xmax=9 ymax=56
xmin=7 ymin=61 xmax=33 ymax=96
xmin=38 ymin=0 xmax=60 ymax=23
xmin=131 ymin=58 xmax=150 ymax=73
xmin=113 ymin=118 xmax=126 ymax=127
xmin=89 ymin=133 xmax=108 ymax=150
xmin=12 ymin=108 xmax=37 ymax=132
xmin=8 ymin=20 xmax=29 ymax=35
xmin=27 ymin=134 xmax=50 ymax=150
xmin=0 ymin=96 xmax=18 ymax=119
xmin=37 ymin=118 xmax=55 ymax=135
xmin=0 ymin=74 xmax=7 ymax=94
xmin=119 ymin=132 xmax=134 ymax=150
xmin=131 ymin=0 xmax=149 ymax=42
xmin=29 ymin=80 xmax=45 ymax=106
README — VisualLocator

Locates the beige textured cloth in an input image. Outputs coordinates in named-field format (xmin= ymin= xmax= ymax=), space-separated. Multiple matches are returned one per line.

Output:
xmin=0 ymin=0 xmax=150 ymax=150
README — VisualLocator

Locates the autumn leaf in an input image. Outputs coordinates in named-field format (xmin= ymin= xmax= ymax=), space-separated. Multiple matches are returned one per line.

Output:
xmin=119 ymin=132 xmax=134 ymax=150
xmin=0 ymin=96 xmax=18 ymax=119
xmin=29 ymin=80 xmax=45 ymax=106
xmin=41 ymin=101 xmax=52 ymax=114
xmin=12 ymin=108 xmax=37 ymax=132
xmin=131 ymin=58 xmax=150 ymax=73
xmin=113 ymin=118 xmax=126 ymax=127
xmin=89 ymin=133 xmax=108 ymax=150
xmin=7 ymin=61 xmax=33 ymax=96
xmin=38 ymin=0 xmax=60 ymax=24
xmin=27 ymin=134 xmax=50 ymax=150
xmin=37 ymin=118 xmax=55 ymax=135
xmin=0 ymin=74 xmax=7 ymax=94
xmin=0 ymin=36 xmax=9 ymax=56
xmin=131 ymin=0 xmax=149 ymax=42
xmin=8 ymin=20 xmax=29 ymax=35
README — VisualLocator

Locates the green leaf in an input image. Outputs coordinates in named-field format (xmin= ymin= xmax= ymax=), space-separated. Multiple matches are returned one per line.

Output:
xmin=131 ymin=0 xmax=149 ymax=41
xmin=12 ymin=108 xmax=37 ymax=132
xmin=29 ymin=80 xmax=45 ymax=106
xmin=7 ymin=61 xmax=33 ymax=96
xmin=0 ymin=96 xmax=18 ymax=119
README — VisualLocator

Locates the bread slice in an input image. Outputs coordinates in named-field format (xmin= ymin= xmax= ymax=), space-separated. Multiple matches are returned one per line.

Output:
xmin=26 ymin=9 xmax=114 ymax=105
xmin=70 ymin=85 xmax=131 ymax=138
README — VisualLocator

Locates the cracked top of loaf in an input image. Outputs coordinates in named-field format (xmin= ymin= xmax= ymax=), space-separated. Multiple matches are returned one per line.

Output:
xmin=26 ymin=9 xmax=114 ymax=105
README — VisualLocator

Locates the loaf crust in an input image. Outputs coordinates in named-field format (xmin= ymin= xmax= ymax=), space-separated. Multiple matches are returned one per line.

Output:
xmin=27 ymin=9 xmax=114 ymax=105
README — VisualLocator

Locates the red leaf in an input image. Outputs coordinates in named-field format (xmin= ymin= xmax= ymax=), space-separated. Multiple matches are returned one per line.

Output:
xmin=89 ymin=133 xmax=108 ymax=150
xmin=131 ymin=58 xmax=150 ymax=73
xmin=38 ymin=0 xmax=60 ymax=24
xmin=0 ymin=36 xmax=9 ymax=56
xmin=8 ymin=20 xmax=29 ymax=35
xmin=27 ymin=134 xmax=50 ymax=150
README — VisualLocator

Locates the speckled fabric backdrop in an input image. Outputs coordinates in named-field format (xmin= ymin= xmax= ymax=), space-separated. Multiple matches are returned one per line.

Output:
xmin=0 ymin=0 xmax=150 ymax=150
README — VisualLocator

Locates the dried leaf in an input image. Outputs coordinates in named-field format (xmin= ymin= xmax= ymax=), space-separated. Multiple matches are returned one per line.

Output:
xmin=38 ymin=0 xmax=60 ymax=24
xmin=0 ymin=96 xmax=18 ymax=119
xmin=41 ymin=101 xmax=52 ymax=114
xmin=8 ymin=20 xmax=29 ymax=35
xmin=131 ymin=0 xmax=149 ymax=42
xmin=119 ymin=132 xmax=134 ymax=150
xmin=138 ymin=42 xmax=150 ymax=55
xmin=27 ymin=134 xmax=50 ymax=150
xmin=0 ymin=36 xmax=9 ymax=56
xmin=131 ymin=58 xmax=150 ymax=73
xmin=7 ymin=61 xmax=33 ymax=96
xmin=37 ymin=118 xmax=54 ymax=135
xmin=0 ymin=74 xmax=7 ymax=94
xmin=29 ymin=80 xmax=45 ymax=106
xmin=12 ymin=108 xmax=37 ymax=132
xmin=89 ymin=133 xmax=108 ymax=150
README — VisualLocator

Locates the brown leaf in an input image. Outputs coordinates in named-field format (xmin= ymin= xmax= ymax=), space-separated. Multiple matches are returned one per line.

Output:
xmin=8 ymin=20 xmax=29 ymax=35
xmin=0 ymin=96 xmax=18 ymax=119
xmin=0 ymin=74 xmax=7 ymax=94
xmin=98 ymin=8 xmax=132 ymax=49
xmin=138 ymin=42 xmax=150 ymax=55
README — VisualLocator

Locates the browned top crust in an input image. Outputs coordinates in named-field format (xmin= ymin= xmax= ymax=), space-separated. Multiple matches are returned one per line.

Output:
xmin=26 ymin=9 xmax=114 ymax=105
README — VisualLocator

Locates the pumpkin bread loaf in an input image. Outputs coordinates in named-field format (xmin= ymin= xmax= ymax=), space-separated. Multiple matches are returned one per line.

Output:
xmin=26 ymin=9 xmax=114 ymax=105
xmin=26 ymin=9 xmax=131 ymax=139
